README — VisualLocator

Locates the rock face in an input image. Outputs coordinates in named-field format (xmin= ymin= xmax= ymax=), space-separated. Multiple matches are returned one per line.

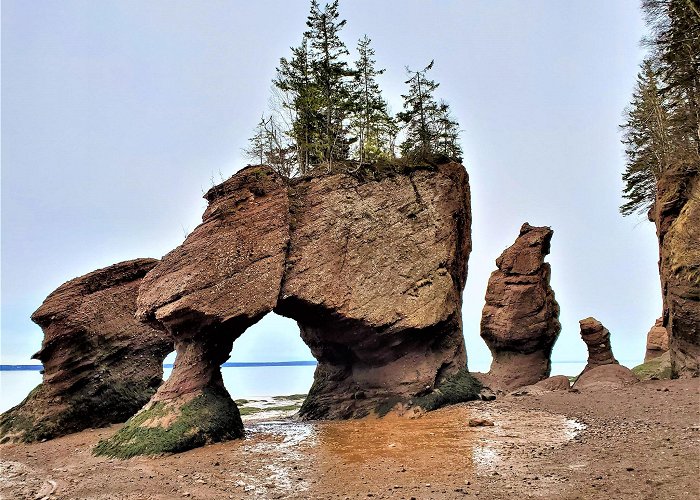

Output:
xmin=650 ymin=173 xmax=699 ymax=377
xmin=97 ymin=162 xmax=478 ymax=458
xmin=573 ymin=318 xmax=638 ymax=391
xmin=578 ymin=317 xmax=617 ymax=373
xmin=644 ymin=318 xmax=669 ymax=362
xmin=0 ymin=259 xmax=172 ymax=443
xmin=479 ymin=223 xmax=561 ymax=391
xmin=573 ymin=364 xmax=639 ymax=391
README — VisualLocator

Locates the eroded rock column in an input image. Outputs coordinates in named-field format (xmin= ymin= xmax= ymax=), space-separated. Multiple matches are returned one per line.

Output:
xmin=573 ymin=318 xmax=638 ymax=391
xmin=479 ymin=223 xmax=561 ymax=391
xmin=277 ymin=162 xmax=478 ymax=418
xmin=0 ymin=259 xmax=172 ymax=443
xmin=95 ymin=166 xmax=290 ymax=458
xmin=644 ymin=318 xmax=669 ymax=362
xmin=650 ymin=174 xmax=699 ymax=377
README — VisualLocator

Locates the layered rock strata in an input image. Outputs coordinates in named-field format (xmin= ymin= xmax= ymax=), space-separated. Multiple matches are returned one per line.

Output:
xmin=644 ymin=318 xmax=669 ymax=362
xmin=97 ymin=162 xmax=477 ymax=458
xmin=573 ymin=318 xmax=638 ymax=391
xmin=578 ymin=317 xmax=617 ymax=373
xmin=0 ymin=259 xmax=172 ymax=443
xmin=479 ymin=223 xmax=561 ymax=391
xmin=649 ymin=172 xmax=699 ymax=377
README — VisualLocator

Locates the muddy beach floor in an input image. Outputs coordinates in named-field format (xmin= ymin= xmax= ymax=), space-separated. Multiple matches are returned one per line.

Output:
xmin=1 ymin=378 xmax=698 ymax=500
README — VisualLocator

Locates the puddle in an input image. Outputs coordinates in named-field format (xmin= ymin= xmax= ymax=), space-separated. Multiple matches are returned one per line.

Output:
xmin=231 ymin=405 xmax=586 ymax=495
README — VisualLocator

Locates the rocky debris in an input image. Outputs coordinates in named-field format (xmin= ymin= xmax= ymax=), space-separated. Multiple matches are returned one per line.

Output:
xmin=649 ymin=172 xmax=699 ymax=377
xmin=534 ymin=375 xmax=571 ymax=391
xmin=578 ymin=317 xmax=618 ymax=374
xmin=479 ymin=223 xmax=561 ymax=391
xmin=0 ymin=259 xmax=172 ymax=443
xmin=98 ymin=162 xmax=478 ymax=457
xmin=468 ymin=418 xmax=494 ymax=427
xmin=644 ymin=318 xmax=669 ymax=362
xmin=572 ymin=364 xmax=639 ymax=391
xmin=633 ymin=351 xmax=672 ymax=380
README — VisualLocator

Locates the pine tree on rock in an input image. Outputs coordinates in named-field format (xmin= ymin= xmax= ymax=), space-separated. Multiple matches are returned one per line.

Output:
xmin=350 ymin=35 xmax=393 ymax=163
xmin=620 ymin=60 xmax=671 ymax=216
xmin=274 ymin=36 xmax=323 ymax=175
xmin=434 ymin=100 xmax=463 ymax=160
xmin=397 ymin=61 xmax=441 ymax=159
xmin=305 ymin=0 xmax=355 ymax=167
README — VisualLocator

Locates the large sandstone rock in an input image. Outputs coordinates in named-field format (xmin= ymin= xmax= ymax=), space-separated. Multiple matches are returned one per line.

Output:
xmin=97 ymin=162 xmax=478 ymax=457
xmin=278 ymin=162 xmax=472 ymax=419
xmin=644 ymin=317 xmax=669 ymax=362
xmin=96 ymin=166 xmax=290 ymax=458
xmin=650 ymin=172 xmax=699 ymax=377
xmin=0 ymin=259 xmax=172 ymax=443
xmin=478 ymin=223 xmax=561 ymax=391
xmin=578 ymin=317 xmax=617 ymax=374
xmin=573 ymin=364 xmax=639 ymax=391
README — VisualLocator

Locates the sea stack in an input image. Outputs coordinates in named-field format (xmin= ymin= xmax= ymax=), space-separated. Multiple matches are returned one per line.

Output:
xmin=479 ymin=223 xmax=561 ymax=391
xmin=578 ymin=317 xmax=617 ymax=372
xmin=573 ymin=318 xmax=638 ymax=390
xmin=644 ymin=318 xmax=669 ymax=362
xmin=96 ymin=161 xmax=479 ymax=458
xmin=0 ymin=259 xmax=172 ymax=443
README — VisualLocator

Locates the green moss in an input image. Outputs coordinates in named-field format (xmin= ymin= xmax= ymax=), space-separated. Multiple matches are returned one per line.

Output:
xmin=273 ymin=394 xmax=307 ymax=401
xmin=413 ymin=368 xmax=483 ymax=412
xmin=234 ymin=399 xmax=250 ymax=405
xmin=374 ymin=396 xmax=404 ymax=417
xmin=632 ymin=352 xmax=673 ymax=380
xmin=93 ymin=389 xmax=243 ymax=459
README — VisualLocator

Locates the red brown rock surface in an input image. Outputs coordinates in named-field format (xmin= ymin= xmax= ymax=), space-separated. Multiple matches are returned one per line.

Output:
xmin=99 ymin=162 xmax=475 ymax=457
xmin=578 ymin=317 xmax=618 ymax=373
xmin=533 ymin=375 xmax=571 ymax=391
xmin=0 ymin=259 xmax=172 ymax=443
xmin=649 ymin=172 xmax=699 ymax=377
xmin=644 ymin=317 xmax=669 ymax=362
xmin=573 ymin=364 xmax=639 ymax=391
xmin=277 ymin=162 xmax=472 ymax=419
xmin=478 ymin=223 xmax=561 ymax=391
xmin=105 ymin=166 xmax=292 ymax=455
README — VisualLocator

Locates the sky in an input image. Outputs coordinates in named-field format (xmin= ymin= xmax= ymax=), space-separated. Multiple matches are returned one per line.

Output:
xmin=1 ymin=0 xmax=656 ymax=371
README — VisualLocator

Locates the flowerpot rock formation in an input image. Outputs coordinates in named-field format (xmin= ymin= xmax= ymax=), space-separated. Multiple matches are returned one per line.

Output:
xmin=649 ymin=172 xmax=699 ymax=377
xmin=0 ymin=259 xmax=172 ymax=443
xmin=578 ymin=317 xmax=618 ymax=373
xmin=478 ymin=223 xmax=561 ymax=391
xmin=644 ymin=318 xmax=669 ymax=362
xmin=96 ymin=162 xmax=480 ymax=458
xmin=573 ymin=317 xmax=638 ymax=391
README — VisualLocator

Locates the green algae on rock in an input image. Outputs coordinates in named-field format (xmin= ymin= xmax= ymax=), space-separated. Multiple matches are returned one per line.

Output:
xmin=93 ymin=389 xmax=243 ymax=459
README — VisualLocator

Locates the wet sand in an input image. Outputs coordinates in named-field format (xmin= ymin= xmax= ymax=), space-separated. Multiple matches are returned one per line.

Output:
xmin=1 ymin=378 xmax=698 ymax=499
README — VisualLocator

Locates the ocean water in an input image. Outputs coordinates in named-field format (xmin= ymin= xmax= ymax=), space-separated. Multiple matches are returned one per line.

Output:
xmin=0 ymin=360 xmax=640 ymax=414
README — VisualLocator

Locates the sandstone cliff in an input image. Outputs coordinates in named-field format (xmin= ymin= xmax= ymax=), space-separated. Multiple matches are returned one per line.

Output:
xmin=479 ymin=223 xmax=561 ymax=391
xmin=650 ymin=172 xmax=699 ymax=377
xmin=644 ymin=318 xmax=669 ymax=362
xmin=96 ymin=162 xmax=478 ymax=458
xmin=0 ymin=259 xmax=172 ymax=443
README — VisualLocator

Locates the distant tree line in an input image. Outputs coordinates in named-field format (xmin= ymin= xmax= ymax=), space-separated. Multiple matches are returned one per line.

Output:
xmin=245 ymin=0 xmax=462 ymax=178
xmin=620 ymin=0 xmax=699 ymax=216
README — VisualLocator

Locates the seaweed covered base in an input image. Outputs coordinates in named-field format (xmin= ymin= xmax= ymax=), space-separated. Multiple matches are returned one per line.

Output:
xmin=93 ymin=388 xmax=243 ymax=459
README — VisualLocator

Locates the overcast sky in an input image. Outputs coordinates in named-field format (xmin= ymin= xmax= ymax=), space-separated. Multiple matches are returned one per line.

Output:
xmin=2 ymin=0 xmax=655 ymax=370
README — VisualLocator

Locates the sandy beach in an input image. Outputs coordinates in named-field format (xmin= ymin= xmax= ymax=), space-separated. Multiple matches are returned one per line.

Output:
xmin=1 ymin=377 xmax=697 ymax=500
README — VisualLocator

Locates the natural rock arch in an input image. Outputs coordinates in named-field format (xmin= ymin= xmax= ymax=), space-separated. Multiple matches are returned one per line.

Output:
xmin=95 ymin=162 xmax=478 ymax=458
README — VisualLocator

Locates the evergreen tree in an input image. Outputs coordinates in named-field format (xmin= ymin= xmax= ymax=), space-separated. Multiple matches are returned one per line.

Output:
xmin=243 ymin=115 xmax=296 ymax=178
xmin=350 ymin=35 xmax=392 ymax=163
xmin=620 ymin=0 xmax=700 ymax=216
xmin=305 ymin=0 xmax=355 ymax=166
xmin=434 ymin=100 xmax=463 ymax=160
xmin=397 ymin=61 xmax=440 ymax=158
xmin=620 ymin=60 xmax=671 ymax=215
xmin=274 ymin=36 xmax=323 ymax=174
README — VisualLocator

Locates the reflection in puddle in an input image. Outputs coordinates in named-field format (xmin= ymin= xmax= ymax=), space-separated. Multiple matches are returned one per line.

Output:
xmin=233 ymin=406 xmax=586 ymax=495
